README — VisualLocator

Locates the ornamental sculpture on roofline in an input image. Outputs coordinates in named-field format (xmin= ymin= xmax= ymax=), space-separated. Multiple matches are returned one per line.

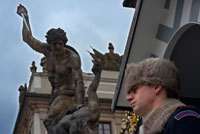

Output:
xmin=89 ymin=42 xmax=123 ymax=71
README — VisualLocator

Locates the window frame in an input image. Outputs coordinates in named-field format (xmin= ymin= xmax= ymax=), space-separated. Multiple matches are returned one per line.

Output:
xmin=98 ymin=121 xmax=112 ymax=134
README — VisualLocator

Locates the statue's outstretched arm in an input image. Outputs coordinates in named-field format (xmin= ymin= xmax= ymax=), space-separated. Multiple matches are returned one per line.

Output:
xmin=88 ymin=61 xmax=102 ymax=103
xmin=17 ymin=4 xmax=47 ymax=54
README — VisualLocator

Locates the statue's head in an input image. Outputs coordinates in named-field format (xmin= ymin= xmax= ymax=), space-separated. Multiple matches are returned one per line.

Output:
xmin=46 ymin=28 xmax=68 ymax=55
xmin=45 ymin=28 xmax=68 ymax=44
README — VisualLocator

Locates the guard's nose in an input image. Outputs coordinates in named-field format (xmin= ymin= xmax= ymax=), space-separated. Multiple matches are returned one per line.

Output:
xmin=126 ymin=94 xmax=134 ymax=102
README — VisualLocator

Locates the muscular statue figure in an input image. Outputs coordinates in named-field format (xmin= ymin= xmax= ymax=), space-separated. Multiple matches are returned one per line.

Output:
xmin=17 ymin=4 xmax=85 ymax=132
xmin=53 ymin=60 xmax=103 ymax=134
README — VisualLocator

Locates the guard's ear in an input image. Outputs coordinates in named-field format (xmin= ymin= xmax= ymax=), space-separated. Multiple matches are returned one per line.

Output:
xmin=154 ymin=85 xmax=162 ymax=95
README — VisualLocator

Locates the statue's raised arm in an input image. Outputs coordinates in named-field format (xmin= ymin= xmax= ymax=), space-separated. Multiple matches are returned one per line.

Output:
xmin=17 ymin=4 xmax=30 ymax=32
xmin=17 ymin=4 xmax=47 ymax=54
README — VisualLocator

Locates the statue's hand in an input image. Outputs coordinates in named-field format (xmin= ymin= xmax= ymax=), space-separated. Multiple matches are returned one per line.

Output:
xmin=17 ymin=4 xmax=28 ymax=17
xmin=92 ymin=59 xmax=104 ymax=74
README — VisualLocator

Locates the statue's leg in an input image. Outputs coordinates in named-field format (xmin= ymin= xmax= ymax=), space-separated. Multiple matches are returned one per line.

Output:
xmin=56 ymin=115 xmax=73 ymax=134
xmin=44 ymin=95 xmax=74 ymax=129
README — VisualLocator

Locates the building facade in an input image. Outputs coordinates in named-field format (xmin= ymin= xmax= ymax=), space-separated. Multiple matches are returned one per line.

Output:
xmin=113 ymin=0 xmax=200 ymax=110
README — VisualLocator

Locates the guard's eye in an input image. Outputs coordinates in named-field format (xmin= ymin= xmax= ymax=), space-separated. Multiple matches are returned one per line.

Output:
xmin=128 ymin=85 xmax=140 ymax=94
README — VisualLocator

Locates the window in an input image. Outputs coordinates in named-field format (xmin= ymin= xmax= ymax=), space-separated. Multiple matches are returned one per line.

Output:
xmin=98 ymin=122 xmax=112 ymax=134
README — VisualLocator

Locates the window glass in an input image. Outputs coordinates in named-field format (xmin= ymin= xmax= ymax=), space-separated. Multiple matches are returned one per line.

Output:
xmin=99 ymin=130 xmax=103 ymax=134
xmin=99 ymin=124 xmax=102 ymax=129
xmin=104 ymin=124 xmax=110 ymax=130
xmin=105 ymin=130 xmax=110 ymax=134
xmin=98 ymin=122 xmax=111 ymax=134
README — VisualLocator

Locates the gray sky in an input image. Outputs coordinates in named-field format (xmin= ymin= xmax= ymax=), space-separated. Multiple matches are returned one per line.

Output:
xmin=0 ymin=0 xmax=134 ymax=133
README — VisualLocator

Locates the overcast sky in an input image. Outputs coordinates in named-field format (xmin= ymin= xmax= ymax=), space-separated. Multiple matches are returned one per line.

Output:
xmin=0 ymin=0 xmax=134 ymax=133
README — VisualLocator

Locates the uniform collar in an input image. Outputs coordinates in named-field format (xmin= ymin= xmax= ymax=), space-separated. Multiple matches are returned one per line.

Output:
xmin=141 ymin=99 xmax=184 ymax=134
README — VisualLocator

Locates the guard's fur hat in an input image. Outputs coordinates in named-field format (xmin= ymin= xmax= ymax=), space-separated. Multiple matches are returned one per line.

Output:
xmin=125 ymin=58 xmax=180 ymax=98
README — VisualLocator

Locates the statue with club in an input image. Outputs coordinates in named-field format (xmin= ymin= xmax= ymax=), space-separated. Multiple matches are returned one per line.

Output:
xmin=17 ymin=4 xmax=85 ymax=133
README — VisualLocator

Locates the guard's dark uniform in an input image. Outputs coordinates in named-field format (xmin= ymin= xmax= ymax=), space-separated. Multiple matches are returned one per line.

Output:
xmin=164 ymin=106 xmax=200 ymax=134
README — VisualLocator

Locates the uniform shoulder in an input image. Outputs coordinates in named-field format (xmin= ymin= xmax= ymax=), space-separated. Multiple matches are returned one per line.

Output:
xmin=173 ymin=106 xmax=200 ymax=121
xmin=164 ymin=106 xmax=200 ymax=134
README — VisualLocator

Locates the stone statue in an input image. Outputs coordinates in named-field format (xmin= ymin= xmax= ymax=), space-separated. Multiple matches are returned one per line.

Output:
xmin=30 ymin=61 xmax=37 ymax=73
xmin=18 ymin=83 xmax=27 ymax=106
xmin=104 ymin=43 xmax=122 ymax=71
xmin=17 ymin=4 xmax=85 ymax=133
xmin=50 ymin=60 xmax=103 ymax=134
xmin=40 ymin=57 xmax=48 ymax=72
xmin=89 ymin=42 xmax=123 ymax=71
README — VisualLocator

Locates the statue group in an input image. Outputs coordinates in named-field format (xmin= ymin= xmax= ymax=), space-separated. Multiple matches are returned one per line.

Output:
xmin=17 ymin=4 xmax=104 ymax=134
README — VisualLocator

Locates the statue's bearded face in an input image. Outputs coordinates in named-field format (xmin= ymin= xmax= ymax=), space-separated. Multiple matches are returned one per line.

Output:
xmin=50 ymin=39 xmax=65 ymax=56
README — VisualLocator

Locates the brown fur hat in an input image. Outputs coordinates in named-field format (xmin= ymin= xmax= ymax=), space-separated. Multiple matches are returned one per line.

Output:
xmin=125 ymin=58 xmax=180 ymax=98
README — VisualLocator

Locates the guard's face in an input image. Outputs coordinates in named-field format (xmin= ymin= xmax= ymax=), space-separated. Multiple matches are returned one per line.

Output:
xmin=126 ymin=85 xmax=156 ymax=117
xmin=50 ymin=40 xmax=65 ymax=55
